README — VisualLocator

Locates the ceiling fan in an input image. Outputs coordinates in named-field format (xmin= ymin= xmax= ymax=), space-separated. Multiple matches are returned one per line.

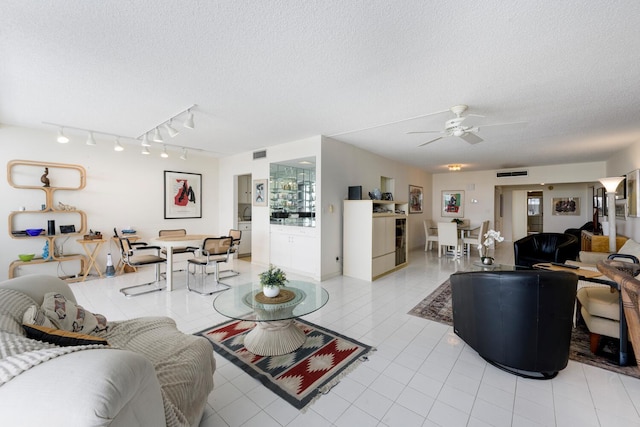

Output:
xmin=407 ymin=104 xmax=526 ymax=147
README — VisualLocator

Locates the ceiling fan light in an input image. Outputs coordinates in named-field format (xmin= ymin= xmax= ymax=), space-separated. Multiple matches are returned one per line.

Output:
xmin=56 ymin=128 xmax=69 ymax=143
xmin=184 ymin=110 xmax=194 ymax=129
xmin=452 ymin=128 xmax=465 ymax=137
xmin=164 ymin=120 xmax=179 ymax=138
xmin=86 ymin=131 xmax=96 ymax=146
xmin=161 ymin=145 xmax=169 ymax=158
xmin=448 ymin=164 xmax=462 ymax=171
xmin=152 ymin=127 xmax=163 ymax=143
xmin=114 ymin=138 xmax=124 ymax=152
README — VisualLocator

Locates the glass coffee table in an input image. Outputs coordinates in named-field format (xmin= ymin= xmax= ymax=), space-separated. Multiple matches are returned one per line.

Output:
xmin=213 ymin=281 xmax=329 ymax=356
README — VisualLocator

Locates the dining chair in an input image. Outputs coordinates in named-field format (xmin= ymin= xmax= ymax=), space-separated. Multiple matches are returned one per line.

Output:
xmin=424 ymin=220 xmax=439 ymax=251
xmin=463 ymin=220 xmax=489 ymax=256
xmin=186 ymin=236 xmax=233 ymax=295
xmin=117 ymin=237 xmax=167 ymax=297
xmin=219 ymin=229 xmax=242 ymax=278
xmin=437 ymin=222 xmax=462 ymax=258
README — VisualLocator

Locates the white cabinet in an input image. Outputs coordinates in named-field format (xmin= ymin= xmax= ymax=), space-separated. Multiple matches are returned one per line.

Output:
xmin=238 ymin=222 xmax=251 ymax=256
xmin=270 ymin=226 xmax=317 ymax=278
xmin=238 ymin=175 xmax=252 ymax=204
xmin=343 ymin=200 xmax=408 ymax=281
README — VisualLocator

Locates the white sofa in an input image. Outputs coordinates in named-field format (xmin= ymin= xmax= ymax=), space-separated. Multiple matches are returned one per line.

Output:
xmin=0 ymin=274 xmax=215 ymax=427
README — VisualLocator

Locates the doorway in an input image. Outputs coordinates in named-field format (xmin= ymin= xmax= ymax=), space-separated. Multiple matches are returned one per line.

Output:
xmin=527 ymin=191 xmax=543 ymax=234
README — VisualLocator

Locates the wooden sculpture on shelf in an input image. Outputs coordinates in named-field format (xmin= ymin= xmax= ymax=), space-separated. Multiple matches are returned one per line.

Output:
xmin=40 ymin=167 xmax=50 ymax=187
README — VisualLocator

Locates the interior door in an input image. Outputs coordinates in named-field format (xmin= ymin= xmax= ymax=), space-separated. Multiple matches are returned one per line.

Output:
xmin=512 ymin=190 xmax=528 ymax=241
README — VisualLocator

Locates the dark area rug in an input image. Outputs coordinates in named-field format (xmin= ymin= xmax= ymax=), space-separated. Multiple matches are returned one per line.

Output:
xmin=196 ymin=318 xmax=374 ymax=411
xmin=409 ymin=279 xmax=640 ymax=379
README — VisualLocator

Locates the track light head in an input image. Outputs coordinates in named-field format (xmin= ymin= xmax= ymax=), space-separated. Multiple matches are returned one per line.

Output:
xmin=161 ymin=145 xmax=169 ymax=158
xmin=141 ymin=133 xmax=151 ymax=147
xmin=164 ymin=120 xmax=179 ymax=138
xmin=184 ymin=109 xmax=195 ymax=129
xmin=114 ymin=138 xmax=124 ymax=152
xmin=152 ymin=127 xmax=163 ymax=143
xmin=57 ymin=128 xmax=69 ymax=143
xmin=142 ymin=146 xmax=150 ymax=155
xmin=180 ymin=148 xmax=188 ymax=160
xmin=86 ymin=132 xmax=96 ymax=146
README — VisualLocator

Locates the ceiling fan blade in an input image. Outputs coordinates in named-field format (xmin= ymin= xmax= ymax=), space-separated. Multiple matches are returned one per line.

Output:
xmin=328 ymin=109 xmax=450 ymax=137
xmin=459 ymin=133 xmax=483 ymax=144
xmin=406 ymin=130 xmax=443 ymax=135
xmin=418 ymin=136 xmax=444 ymax=147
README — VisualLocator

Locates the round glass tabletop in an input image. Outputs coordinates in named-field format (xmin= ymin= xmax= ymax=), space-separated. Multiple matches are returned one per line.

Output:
xmin=213 ymin=280 xmax=329 ymax=322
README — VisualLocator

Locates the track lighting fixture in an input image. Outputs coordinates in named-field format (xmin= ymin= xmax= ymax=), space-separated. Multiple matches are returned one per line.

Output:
xmin=161 ymin=145 xmax=169 ymax=158
xmin=57 ymin=128 xmax=69 ymax=143
xmin=152 ymin=127 xmax=163 ymax=143
xmin=114 ymin=138 xmax=124 ymax=152
xmin=164 ymin=120 xmax=179 ymax=138
xmin=142 ymin=146 xmax=150 ymax=155
xmin=86 ymin=132 xmax=96 ymax=146
xmin=184 ymin=109 xmax=195 ymax=129
xmin=180 ymin=148 xmax=188 ymax=160
xmin=141 ymin=133 xmax=151 ymax=147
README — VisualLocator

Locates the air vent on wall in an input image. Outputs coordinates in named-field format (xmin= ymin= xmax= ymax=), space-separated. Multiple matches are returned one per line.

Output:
xmin=496 ymin=170 xmax=528 ymax=178
xmin=253 ymin=150 xmax=267 ymax=160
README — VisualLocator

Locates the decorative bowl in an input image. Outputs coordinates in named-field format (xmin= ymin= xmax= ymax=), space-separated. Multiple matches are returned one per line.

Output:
xmin=18 ymin=253 xmax=35 ymax=262
xmin=25 ymin=228 xmax=44 ymax=236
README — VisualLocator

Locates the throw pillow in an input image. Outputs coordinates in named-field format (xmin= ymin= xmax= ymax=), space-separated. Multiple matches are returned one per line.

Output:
xmin=41 ymin=292 xmax=108 ymax=334
xmin=618 ymin=239 xmax=640 ymax=261
xmin=23 ymin=324 xmax=108 ymax=347
xmin=22 ymin=304 xmax=55 ymax=328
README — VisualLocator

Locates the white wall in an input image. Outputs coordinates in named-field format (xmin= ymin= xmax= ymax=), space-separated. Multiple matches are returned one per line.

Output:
xmin=0 ymin=125 xmax=220 ymax=279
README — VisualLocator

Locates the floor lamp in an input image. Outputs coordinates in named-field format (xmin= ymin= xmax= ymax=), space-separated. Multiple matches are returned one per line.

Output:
xmin=599 ymin=176 xmax=625 ymax=253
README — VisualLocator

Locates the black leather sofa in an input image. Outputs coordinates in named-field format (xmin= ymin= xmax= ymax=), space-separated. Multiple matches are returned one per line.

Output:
xmin=450 ymin=270 xmax=578 ymax=378
xmin=513 ymin=232 xmax=579 ymax=268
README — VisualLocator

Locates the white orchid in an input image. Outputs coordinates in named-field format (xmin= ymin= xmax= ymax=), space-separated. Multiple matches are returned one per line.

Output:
xmin=477 ymin=229 xmax=504 ymax=258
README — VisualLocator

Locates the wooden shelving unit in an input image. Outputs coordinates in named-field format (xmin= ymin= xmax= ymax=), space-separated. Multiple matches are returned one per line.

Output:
xmin=7 ymin=160 xmax=87 ymax=279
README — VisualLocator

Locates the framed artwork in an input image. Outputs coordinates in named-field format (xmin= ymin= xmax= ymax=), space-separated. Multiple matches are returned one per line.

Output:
xmin=616 ymin=176 xmax=627 ymax=200
xmin=164 ymin=171 xmax=202 ymax=219
xmin=441 ymin=190 xmax=464 ymax=217
xmin=616 ymin=199 xmax=628 ymax=220
xmin=253 ymin=179 xmax=268 ymax=206
xmin=552 ymin=197 xmax=580 ymax=215
xmin=627 ymin=169 xmax=640 ymax=217
xmin=409 ymin=185 xmax=423 ymax=214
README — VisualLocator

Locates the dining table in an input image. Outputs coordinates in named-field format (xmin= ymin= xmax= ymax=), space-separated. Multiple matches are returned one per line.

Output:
xmin=151 ymin=234 xmax=213 ymax=291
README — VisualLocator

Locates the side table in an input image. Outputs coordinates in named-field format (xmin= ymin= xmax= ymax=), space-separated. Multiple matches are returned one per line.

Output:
xmin=76 ymin=238 xmax=106 ymax=281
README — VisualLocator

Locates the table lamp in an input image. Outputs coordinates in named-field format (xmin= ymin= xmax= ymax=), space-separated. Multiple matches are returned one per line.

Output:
xmin=599 ymin=176 xmax=625 ymax=253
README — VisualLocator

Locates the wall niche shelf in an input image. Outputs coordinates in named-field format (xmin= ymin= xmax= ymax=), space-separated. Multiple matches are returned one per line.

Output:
xmin=7 ymin=160 xmax=87 ymax=280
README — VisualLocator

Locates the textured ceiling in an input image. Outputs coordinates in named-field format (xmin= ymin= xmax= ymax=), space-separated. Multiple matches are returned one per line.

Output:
xmin=1 ymin=1 xmax=640 ymax=173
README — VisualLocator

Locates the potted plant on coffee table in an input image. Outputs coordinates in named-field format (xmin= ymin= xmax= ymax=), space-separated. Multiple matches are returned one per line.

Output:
xmin=259 ymin=264 xmax=287 ymax=297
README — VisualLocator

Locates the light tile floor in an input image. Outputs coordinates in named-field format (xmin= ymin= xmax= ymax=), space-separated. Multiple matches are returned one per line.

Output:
xmin=70 ymin=245 xmax=640 ymax=427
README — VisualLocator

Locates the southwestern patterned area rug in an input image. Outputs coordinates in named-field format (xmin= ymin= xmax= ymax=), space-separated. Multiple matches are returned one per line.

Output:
xmin=409 ymin=279 xmax=640 ymax=379
xmin=196 ymin=318 xmax=374 ymax=410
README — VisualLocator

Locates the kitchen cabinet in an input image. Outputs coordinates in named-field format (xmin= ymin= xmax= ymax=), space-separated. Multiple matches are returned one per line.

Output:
xmin=238 ymin=174 xmax=252 ymax=204
xmin=270 ymin=225 xmax=317 ymax=278
xmin=238 ymin=221 xmax=251 ymax=256
xmin=343 ymin=200 xmax=408 ymax=281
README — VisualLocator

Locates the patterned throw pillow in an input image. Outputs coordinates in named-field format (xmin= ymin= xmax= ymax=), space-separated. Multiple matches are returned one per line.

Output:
xmin=23 ymin=324 xmax=108 ymax=347
xmin=22 ymin=305 xmax=55 ymax=328
xmin=41 ymin=293 xmax=108 ymax=334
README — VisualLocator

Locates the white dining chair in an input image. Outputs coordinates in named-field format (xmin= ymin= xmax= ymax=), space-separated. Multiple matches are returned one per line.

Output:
xmin=463 ymin=220 xmax=489 ymax=256
xmin=424 ymin=220 xmax=439 ymax=251
xmin=437 ymin=222 xmax=462 ymax=258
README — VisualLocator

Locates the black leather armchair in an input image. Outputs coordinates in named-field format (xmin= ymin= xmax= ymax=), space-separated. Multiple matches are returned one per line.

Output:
xmin=450 ymin=270 xmax=578 ymax=379
xmin=564 ymin=221 xmax=600 ymax=241
xmin=513 ymin=232 xmax=579 ymax=267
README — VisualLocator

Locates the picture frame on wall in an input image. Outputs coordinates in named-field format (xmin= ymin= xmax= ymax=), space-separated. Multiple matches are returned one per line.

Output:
xmin=253 ymin=179 xmax=268 ymax=207
xmin=409 ymin=185 xmax=423 ymax=214
xmin=552 ymin=197 xmax=580 ymax=215
xmin=441 ymin=190 xmax=464 ymax=217
xmin=616 ymin=199 xmax=628 ymax=220
xmin=627 ymin=169 xmax=640 ymax=217
xmin=164 ymin=170 xmax=202 ymax=219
